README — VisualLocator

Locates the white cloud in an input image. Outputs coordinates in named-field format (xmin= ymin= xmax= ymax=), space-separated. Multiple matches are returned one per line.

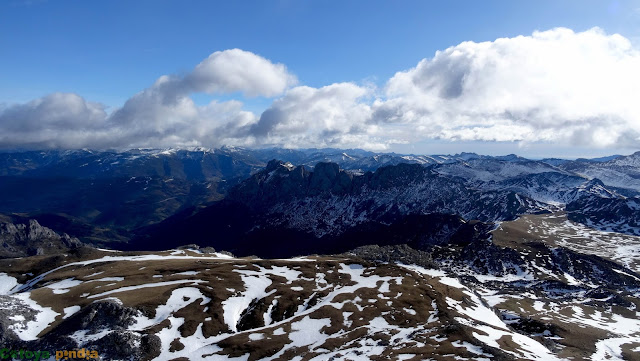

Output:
xmin=0 ymin=91 xmax=257 ymax=149
xmin=377 ymin=27 xmax=640 ymax=148
xmin=0 ymin=49 xmax=291 ymax=149
xmin=187 ymin=49 xmax=298 ymax=97
xmin=0 ymin=93 xmax=108 ymax=149
xmin=1 ymin=29 xmax=640 ymax=152
xmin=243 ymin=83 xmax=382 ymax=149
xmin=237 ymin=27 xmax=640 ymax=150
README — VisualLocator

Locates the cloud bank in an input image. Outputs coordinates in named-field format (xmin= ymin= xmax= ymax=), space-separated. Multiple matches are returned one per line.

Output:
xmin=1 ymin=28 xmax=639 ymax=151
xmin=379 ymin=27 xmax=640 ymax=148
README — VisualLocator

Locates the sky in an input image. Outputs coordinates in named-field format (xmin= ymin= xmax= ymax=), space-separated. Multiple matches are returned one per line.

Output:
xmin=1 ymin=0 xmax=640 ymax=158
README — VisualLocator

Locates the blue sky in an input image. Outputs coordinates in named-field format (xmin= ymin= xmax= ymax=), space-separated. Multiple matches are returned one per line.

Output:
xmin=1 ymin=0 xmax=639 ymax=157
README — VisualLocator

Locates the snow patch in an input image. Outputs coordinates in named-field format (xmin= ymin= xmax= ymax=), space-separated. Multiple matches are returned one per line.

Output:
xmin=8 ymin=292 xmax=59 ymax=340
xmin=63 ymin=305 xmax=81 ymax=319
xmin=0 ymin=273 xmax=20 ymax=295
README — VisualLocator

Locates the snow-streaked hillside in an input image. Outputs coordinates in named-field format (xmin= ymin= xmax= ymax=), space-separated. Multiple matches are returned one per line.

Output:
xmin=555 ymin=152 xmax=640 ymax=194
xmin=1 ymin=235 xmax=639 ymax=361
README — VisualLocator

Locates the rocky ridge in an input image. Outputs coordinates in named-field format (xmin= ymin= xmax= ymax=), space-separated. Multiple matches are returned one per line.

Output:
xmin=0 ymin=217 xmax=84 ymax=258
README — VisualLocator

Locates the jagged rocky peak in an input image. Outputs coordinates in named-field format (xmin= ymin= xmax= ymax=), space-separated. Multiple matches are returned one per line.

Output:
xmin=312 ymin=161 xmax=340 ymax=178
xmin=0 ymin=218 xmax=83 ymax=258
xmin=2 ymin=219 xmax=53 ymax=239
xmin=309 ymin=161 xmax=353 ymax=193
xmin=367 ymin=162 xmax=430 ymax=188
xmin=493 ymin=153 xmax=525 ymax=161
xmin=231 ymin=160 xmax=353 ymax=204
xmin=25 ymin=219 xmax=59 ymax=240
xmin=230 ymin=160 xmax=434 ymax=208
xmin=454 ymin=151 xmax=481 ymax=160
xmin=263 ymin=159 xmax=299 ymax=174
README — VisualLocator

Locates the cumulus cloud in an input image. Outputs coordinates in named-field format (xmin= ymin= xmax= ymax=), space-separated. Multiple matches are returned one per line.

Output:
xmin=1 ymin=29 xmax=640 ymax=151
xmin=239 ymin=27 xmax=640 ymax=150
xmin=241 ymin=83 xmax=383 ymax=149
xmin=186 ymin=49 xmax=297 ymax=97
xmin=0 ymin=93 xmax=108 ymax=149
xmin=377 ymin=27 xmax=640 ymax=148
xmin=0 ymin=49 xmax=291 ymax=149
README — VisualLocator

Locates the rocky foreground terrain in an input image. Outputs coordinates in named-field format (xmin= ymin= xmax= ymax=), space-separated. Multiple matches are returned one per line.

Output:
xmin=1 ymin=213 xmax=639 ymax=361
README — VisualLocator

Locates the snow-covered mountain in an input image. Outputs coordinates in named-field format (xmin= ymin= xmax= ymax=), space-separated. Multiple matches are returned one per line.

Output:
xmin=138 ymin=155 xmax=640 ymax=253
xmin=2 ymin=147 xmax=640 ymax=244
xmin=551 ymin=151 xmax=640 ymax=194
xmin=433 ymin=157 xmax=583 ymax=204
xmin=1 ymin=148 xmax=640 ymax=360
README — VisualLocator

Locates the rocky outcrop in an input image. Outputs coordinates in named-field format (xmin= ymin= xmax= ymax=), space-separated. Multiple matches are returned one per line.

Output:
xmin=40 ymin=300 xmax=162 ymax=361
xmin=53 ymin=300 xmax=139 ymax=335
xmin=0 ymin=219 xmax=83 ymax=258
xmin=346 ymin=244 xmax=436 ymax=268
xmin=0 ymin=299 xmax=162 ymax=361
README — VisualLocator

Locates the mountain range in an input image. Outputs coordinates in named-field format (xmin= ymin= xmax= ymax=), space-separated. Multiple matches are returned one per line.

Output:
xmin=1 ymin=147 xmax=639 ymax=360
xmin=1 ymin=147 xmax=638 ymax=246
